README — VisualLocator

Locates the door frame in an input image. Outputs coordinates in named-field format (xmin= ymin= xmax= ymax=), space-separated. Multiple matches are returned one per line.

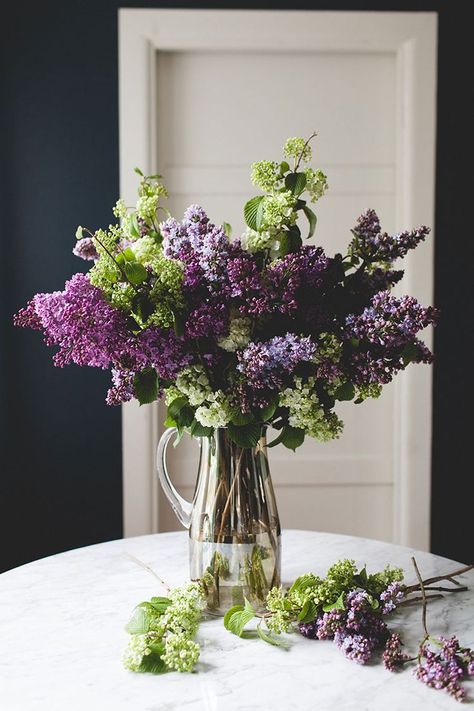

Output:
xmin=118 ymin=8 xmax=438 ymax=549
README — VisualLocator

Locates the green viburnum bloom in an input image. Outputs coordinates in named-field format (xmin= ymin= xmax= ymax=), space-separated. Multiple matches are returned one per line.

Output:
xmin=280 ymin=377 xmax=343 ymax=441
xmin=357 ymin=383 xmax=383 ymax=401
xmin=265 ymin=586 xmax=293 ymax=633
xmin=133 ymin=236 xmax=160 ymax=264
xmin=176 ymin=365 xmax=212 ymax=407
xmin=217 ymin=317 xmax=252 ymax=352
xmin=304 ymin=168 xmax=328 ymax=203
xmin=261 ymin=191 xmax=296 ymax=230
xmin=88 ymin=225 xmax=124 ymax=295
xmin=251 ymin=160 xmax=280 ymax=192
xmin=162 ymin=634 xmax=200 ymax=673
xmin=284 ymin=136 xmax=312 ymax=163
xmin=144 ymin=257 xmax=184 ymax=328
xmin=315 ymin=333 xmax=343 ymax=363
xmin=195 ymin=390 xmax=233 ymax=428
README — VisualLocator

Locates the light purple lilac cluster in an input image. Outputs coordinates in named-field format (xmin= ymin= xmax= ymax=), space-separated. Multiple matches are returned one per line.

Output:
xmin=414 ymin=636 xmax=474 ymax=702
xmin=238 ymin=334 xmax=316 ymax=389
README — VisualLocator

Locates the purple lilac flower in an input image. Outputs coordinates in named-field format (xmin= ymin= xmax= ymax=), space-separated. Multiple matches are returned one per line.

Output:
xmin=380 ymin=582 xmax=405 ymax=614
xmin=237 ymin=333 xmax=317 ymax=389
xmin=338 ymin=634 xmax=372 ymax=664
xmin=414 ymin=637 xmax=474 ymax=702
xmin=72 ymin=237 xmax=98 ymax=261
xmin=13 ymin=273 xmax=131 ymax=369
xmin=226 ymin=245 xmax=271 ymax=315
xmin=267 ymin=246 xmax=329 ymax=315
xmin=346 ymin=291 xmax=438 ymax=349
xmin=383 ymin=633 xmax=410 ymax=671
xmin=138 ymin=328 xmax=192 ymax=381
xmin=161 ymin=205 xmax=232 ymax=289
xmin=352 ymin=208 xmax=430 ymax=263
xmin=298 ymin=590 xmax=389 ymax=665
xmin=184 ymin=301 xmax=228 ymax=339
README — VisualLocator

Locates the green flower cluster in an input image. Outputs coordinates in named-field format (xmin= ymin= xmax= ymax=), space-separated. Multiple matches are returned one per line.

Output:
xmin=123 ymin=581 xmax=205 ymax=674
xmin=280 ymin=377 xmax=344 ymax=441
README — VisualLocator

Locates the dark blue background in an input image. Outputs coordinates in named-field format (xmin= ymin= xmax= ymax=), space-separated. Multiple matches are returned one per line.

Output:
xmin=1 ymin=1 xmax=472 ymax=571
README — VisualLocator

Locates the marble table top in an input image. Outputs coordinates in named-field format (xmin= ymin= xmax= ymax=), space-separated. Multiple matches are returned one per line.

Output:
xmin=0 ymin=530 xmax=472 ymax=711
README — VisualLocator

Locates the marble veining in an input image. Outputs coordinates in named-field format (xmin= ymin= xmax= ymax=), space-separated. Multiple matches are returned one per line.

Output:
xmin=0 ymin=530 xmax=472 ymax=711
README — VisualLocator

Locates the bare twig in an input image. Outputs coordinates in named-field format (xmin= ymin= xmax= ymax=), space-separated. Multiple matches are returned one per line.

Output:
xmin=124 ymin=552 xmax=171 ymax=592
xmin=412 ymin=556 xmax=429 ymax=639
xmin=405 ymin=564 xmax=474 ymax=593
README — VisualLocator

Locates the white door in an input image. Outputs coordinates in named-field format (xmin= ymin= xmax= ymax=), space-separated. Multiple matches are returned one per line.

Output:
xmin=119 ymin=10 xmax=437 ymax=548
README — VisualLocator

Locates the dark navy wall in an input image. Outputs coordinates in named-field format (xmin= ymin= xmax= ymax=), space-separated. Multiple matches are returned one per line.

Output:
xmin=1 ymin=0 xmax=472 ymax=571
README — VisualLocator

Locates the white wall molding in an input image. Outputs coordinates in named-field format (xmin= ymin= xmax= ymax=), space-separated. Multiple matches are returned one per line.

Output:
xmin=119 ymin=9 xmax=437 ymax=548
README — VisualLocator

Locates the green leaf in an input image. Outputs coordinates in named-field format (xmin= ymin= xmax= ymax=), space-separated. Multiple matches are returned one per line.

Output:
xmin=401 ymin=342 xmax=419 ymax=366
xmin=244 ymin=195 xmax=265 ymax=231
xmin=255 ymin=198 xmax=266 ymax=230
xmin=167 ymin=396 xmax=188 ymax=420
xmin=163 ymin=414 xmax=177 ymax=428
xmin=298 ymin=599 xmax=318 ymax=623
xmin=222 ymin=221 xmax=232 ymax=237
xmin=149 ymin=596 xmax=171 ymax=613
xmin=227 ymin=423 xmax=261 ymax=449
xmin=277 ymin=228 xmax=302 ymax=257
xmin=134 ymin=167 xmax=144 ymax=176
xmin=285 ymin=172 xmax=307 ymax=196
xmin=129 ymin=213 xmax=141 ymax=238
xmin=125 ymin=606 xmax=151 ymax=634
xmin=231 ymin=411 xmax=255 ymax=426
xmin=279 ymin=161 xmax=290 ymax=175
xmin=172 ymin=311 xmax=185 ymax=338
xmin=224 ymin=598 xmax=256 ymax=637
xmin=138 ymin=653 xmax=167 ymax=674
xmin=323 ymin=591 xmax=346 ymax=612
xmin=289 ymin=574 xmax=319 ymax=596
xmin=124 ymin=260 xmax=148 ymax=285
xmin=258 ymin=395 xmax=279 ymax=423
xmin=133 ymin=368 xmax=159 ymax=405
xmin=302 ymin=205 xmax=317 ymax=239
xmin=334 ymin=382 xmax=355 ymax=402
xmin=189 ymin=419 xmax=213 ymax=438
xmin=281 ymin=425 xmax=305 ymax=451
xmin=257 ymin=622 xmax=287 ymax=647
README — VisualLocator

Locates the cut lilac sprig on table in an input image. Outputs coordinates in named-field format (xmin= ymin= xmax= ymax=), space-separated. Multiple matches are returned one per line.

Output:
xmin=222 ymin=557 xmax=474 ymax=701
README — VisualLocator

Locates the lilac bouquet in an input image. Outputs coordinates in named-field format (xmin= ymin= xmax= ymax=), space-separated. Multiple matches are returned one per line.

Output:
xmin=14 ymin=135 xmax=437 ymax=449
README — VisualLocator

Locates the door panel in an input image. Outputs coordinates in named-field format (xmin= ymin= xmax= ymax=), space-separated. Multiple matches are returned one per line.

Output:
xmin=156 ymin=48 xmax=398 ymax=540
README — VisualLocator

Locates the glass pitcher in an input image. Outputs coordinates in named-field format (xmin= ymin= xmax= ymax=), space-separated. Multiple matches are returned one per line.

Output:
xmin=156 ymin=427 xmax=281 ymax=615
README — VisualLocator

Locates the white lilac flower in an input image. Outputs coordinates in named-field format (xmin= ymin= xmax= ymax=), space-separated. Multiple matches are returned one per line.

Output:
xmin=217 ymin=317 xmax=252 ymax=352
xmin=195 ymin=390 xmax=233 ymax=428
xmin=176 ymin=365 xmax=212 ymax=406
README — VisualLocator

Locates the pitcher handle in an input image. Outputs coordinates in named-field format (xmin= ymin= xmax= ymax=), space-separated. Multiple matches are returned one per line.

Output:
xmin=156 ymin=427 xmax=193 ymax=528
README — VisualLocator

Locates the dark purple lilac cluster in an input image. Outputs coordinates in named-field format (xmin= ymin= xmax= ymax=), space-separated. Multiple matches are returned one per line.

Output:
xmin=382 ymin=633 xmax=411 ymax=671
xmin=299 ymin=590 xmax=390 ymax=664
xmin=414 ymin=636 xmax=474 ymax=702
xmin=351 ymin=208 xmax=430 ymax=263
